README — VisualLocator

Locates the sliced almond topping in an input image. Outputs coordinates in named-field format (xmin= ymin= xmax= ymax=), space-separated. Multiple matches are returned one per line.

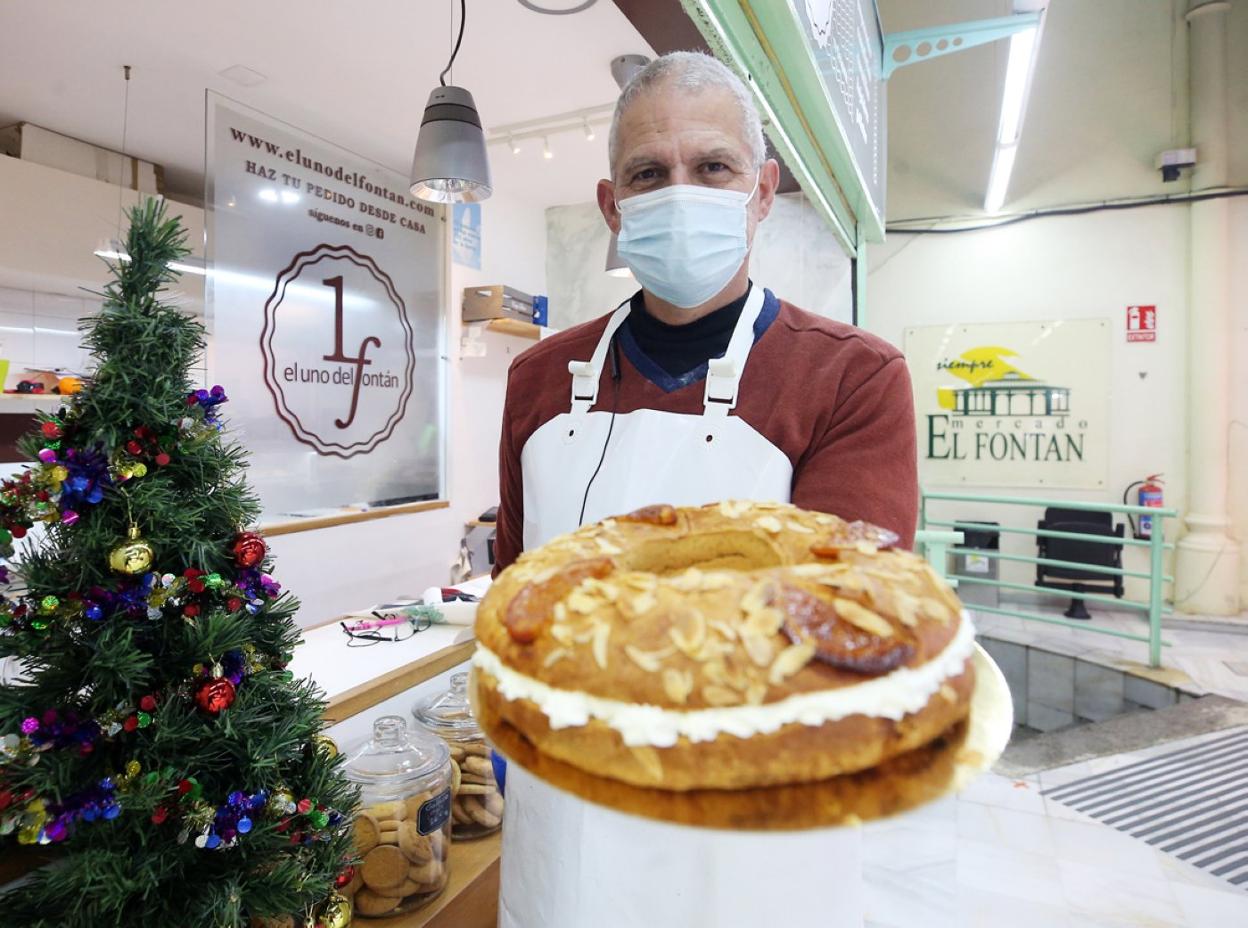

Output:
xmin=741 ymin=579 xmax=777 ymax=615
xmin=818 ymin=570 xmax=864 ymax=592
xmin=741 ymin=632 xmax=775 ymax=668
xmin=572 ymin=625 xmax=597 ymax=644
xmin=553 ymin=602 xmax=569 ymax=624
xmin=698 ymin=572 xmax=733 ymax=591
xmin=744 ymin=681 xmax=768 ymax=706
xmin=769 ymin=639 xmax=817 ymax=685
xmin=591 ymin=623 xmax=611 ymax=669
xmin=629 ymin=745 xmax=664 ymax=782
xmin=939 ymin=683 xmax=958 ymax=703
xmin=755 ymin=515 xmax=783 ymax=534
xmin=708 ymin=618 xmax=739 ymax=641
xmin=669 ymin=568 xmax=704 ymax=592
xmin=744 ymin=605 xmax=785 ymax=637
xmin=719 ymin=499 xmax=750 ymax=519
xmin=622 ymin=574 xmax=658 ymax=592
xmin=628 ymin=592 xmax=657 ymax=616
xmin=855 ymin=541 xmax=880 ymax=555
xmin=920 ymin=597 xmax=951 ymax=624
xmin=624 ymin=644 xmax=675 ymax=673
xmin=702 ymin=684 xmax=740 ymax=707
xmin=790 ymin=563 xmax=830 ymax=578
xmin=785 ymin=521 xmax=815 ymax=534
xmin=542 ymin=647 xmax=570 ymax=668
xmin=662 ymin=668 xmax=694 ymax=704
xmin=669 ymin=608 xmax=708 ymax=655
xmin=595 ymin=537 xmax=623 ymax=556
xmin=894 ymin=592 xmax=920 ymax=628
xmin=566 ymin=589 xmax=598 ymax=614
xmin=834 ymin=598 xmax=895 ymax=638
xmin=815 ymin=514 xmax=836 ymax=525
xmin=702 ymin=659 xmax=727 ymax=685
xmin=549 ymin=623 xmax=573 ymax=645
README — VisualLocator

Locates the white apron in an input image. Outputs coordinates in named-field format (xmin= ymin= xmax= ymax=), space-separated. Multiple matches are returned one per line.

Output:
xmin=519 ymin=285 xmax=793 ymax=549
xmin=502 ymin=286 xmax=865 ymax=926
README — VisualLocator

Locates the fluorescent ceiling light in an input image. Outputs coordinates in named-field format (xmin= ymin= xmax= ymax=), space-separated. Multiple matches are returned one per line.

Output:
xmin=258 ymin=188 xmax=279 ymax=203
xmin=280 ymin=190 xmax=300 ymax=204
xmin=998 ymin=27 xmax=1038 ymax=145
xmin=984 ymin=145 xmax=1017 ymax=214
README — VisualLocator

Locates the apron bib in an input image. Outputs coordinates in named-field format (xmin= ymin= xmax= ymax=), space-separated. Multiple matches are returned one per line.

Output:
xmin=520 ymin=286 xmax=792 ymax=550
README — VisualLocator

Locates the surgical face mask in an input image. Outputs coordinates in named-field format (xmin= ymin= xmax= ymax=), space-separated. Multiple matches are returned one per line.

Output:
xmin=615 ymin=175 xmax=759 ymax=309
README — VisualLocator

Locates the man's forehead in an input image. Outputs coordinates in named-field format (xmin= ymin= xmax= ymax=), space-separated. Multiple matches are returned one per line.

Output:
xmin=613 ymin=83 xmax=751 ymax=165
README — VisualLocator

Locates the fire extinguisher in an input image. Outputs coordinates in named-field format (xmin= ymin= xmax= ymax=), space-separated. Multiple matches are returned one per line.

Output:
xmin=1124 ymin=475 xmax=1164 ymax=539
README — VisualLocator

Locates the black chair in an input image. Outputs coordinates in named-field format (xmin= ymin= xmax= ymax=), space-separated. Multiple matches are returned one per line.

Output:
xmin=1035 ymin=508 xmax=1124 ymax=619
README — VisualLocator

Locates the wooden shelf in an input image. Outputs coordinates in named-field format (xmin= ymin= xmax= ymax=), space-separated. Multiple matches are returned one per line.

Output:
xmin=485 ymin=318 xmax=541 ymax=340
xmin=321 ymin=639 xmax=476 ymax=725
xmin=370 ymin=832 xmax=501 ymax=928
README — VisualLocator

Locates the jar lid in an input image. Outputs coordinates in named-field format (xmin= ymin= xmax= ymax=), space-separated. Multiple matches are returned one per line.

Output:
xmin=343 ymin=715 xmax=449 ymax=786
xmin=413 ymin=672 xmax=480 ymax=737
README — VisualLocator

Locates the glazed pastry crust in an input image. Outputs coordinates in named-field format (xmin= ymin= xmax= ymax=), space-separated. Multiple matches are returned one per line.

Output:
xmin=474 ymin=502 xmax=974 ymax=789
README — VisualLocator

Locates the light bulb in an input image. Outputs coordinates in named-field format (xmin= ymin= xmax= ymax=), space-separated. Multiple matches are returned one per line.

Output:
xmin=508 ymin=135 xmax=520 ymax=155
xmin=583 ymin=120 xmax=595 ymax=142
xmin=542 ymin=137 xmax=553 ymax=160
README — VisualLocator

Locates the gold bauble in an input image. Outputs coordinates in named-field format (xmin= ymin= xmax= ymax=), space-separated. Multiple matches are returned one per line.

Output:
xmin=311 ymin=733 xmax=339 ymax=760
xmin=109 ymin=525 xmax=155 ymax=575
xmin=319 ymin=892 xmax=352 ymax=928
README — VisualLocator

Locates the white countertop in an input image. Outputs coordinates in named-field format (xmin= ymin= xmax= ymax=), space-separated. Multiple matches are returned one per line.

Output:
xmin=289 ymin=601 xmax=479 ymax=704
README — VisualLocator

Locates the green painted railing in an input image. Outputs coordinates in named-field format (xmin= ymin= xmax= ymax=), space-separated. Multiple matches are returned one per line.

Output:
xmin=918 ymin=490 xmax=1177 ymax=667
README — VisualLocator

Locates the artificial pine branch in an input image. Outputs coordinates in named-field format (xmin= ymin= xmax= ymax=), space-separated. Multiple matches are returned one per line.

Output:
xmin=0 ymin=199 xmax=357 ymax=927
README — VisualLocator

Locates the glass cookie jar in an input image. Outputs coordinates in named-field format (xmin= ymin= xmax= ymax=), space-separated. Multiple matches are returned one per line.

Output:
xmin=414 ymin=672 xmax=504 ymax=838
xmin=342 ymin=716 xmax=453 ymax=918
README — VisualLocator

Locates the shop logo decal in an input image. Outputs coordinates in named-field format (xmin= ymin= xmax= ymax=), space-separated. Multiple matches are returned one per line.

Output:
xmin=261 ymin=243 xmax=414 ymax=459
xmin=926 ymin=345 xmax=1087 ymax=464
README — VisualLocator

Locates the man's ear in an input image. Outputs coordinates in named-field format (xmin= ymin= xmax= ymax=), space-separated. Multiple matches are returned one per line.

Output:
xmin=597 ymin=179 xmax=621 ymax=234
xmin=754 ymin=158 xmax=781 ymax=223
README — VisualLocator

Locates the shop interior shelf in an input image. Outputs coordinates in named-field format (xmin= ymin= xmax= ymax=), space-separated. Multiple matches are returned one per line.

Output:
xmin=485 ymin=318 xmax=541 ymax=340
xmin=369 ymin=832 xmax=501 ymax=928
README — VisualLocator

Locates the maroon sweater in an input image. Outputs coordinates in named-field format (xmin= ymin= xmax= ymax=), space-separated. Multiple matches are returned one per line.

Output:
xmin=494 ymin=294 xmax=918 ymax=573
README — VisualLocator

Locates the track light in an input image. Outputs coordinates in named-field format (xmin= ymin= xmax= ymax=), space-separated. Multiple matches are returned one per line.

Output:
xmin=583 ymin=119 xmax=595 ymax=142
xmin=508 ymin=135 xmax=520 ymax=155
xmin=542 ymin=137 xmax=553 ymax=160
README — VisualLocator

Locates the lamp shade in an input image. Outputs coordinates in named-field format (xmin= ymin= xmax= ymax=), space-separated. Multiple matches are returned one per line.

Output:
xmin=604 ymin=232 xmax=633 ymax=278
xmin=409 ymin=85 xmax=492 ymax=204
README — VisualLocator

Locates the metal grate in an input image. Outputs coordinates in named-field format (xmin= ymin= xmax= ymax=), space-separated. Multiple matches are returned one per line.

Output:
xmin=1043 ymin=727 xmax=1248 ymax=891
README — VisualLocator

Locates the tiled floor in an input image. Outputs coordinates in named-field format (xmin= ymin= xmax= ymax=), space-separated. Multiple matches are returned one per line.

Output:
xmin=863 ymin=766 xmax=1248 ymax=927
xmin=969 ymin=605 xmax=1248 ymax=701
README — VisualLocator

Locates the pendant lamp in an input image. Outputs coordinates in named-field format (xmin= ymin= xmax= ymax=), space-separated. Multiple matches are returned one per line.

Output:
xmin=410 ymin=0 xmax=492 ymax=203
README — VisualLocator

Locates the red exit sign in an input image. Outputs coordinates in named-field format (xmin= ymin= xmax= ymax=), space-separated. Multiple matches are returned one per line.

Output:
xmin=1126 ymin=305 xmax=1157 ymax=342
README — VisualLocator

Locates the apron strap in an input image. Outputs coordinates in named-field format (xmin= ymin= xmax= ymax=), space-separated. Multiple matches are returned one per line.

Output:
xmin=568 ymin=303 xmax=631 ymax=416
xmin=703 ymin=285 xmax=767 ymax=419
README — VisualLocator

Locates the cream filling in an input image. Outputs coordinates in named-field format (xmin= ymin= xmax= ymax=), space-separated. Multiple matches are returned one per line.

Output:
xmin=473 ymin=613 xmax=976 ymax=748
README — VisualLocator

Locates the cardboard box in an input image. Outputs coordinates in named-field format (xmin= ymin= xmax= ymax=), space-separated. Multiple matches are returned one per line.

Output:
xmin=0 ymin=122 xmax=163 ymax=194
xmin=462 ymin=285 xmax=534 ymax=323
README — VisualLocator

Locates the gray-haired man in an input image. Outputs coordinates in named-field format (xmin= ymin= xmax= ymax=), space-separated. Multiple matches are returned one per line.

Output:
xmin=494 ymin=51 xmax=918 ymax=572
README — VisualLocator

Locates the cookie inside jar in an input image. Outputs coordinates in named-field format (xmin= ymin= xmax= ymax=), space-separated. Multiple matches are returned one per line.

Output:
xmin=343 ymin=716 xmax=454 ymax=917
xmin=414 ymin=672 xmax=504 ymax=838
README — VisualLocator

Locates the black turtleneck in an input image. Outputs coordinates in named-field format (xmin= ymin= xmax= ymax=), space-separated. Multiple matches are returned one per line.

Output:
xmin=624 ymin=283 xmax=753 ymax=378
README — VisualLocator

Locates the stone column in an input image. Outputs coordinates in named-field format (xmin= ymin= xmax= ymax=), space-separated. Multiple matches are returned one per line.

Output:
xmin=1174 ymin=0 xmax=1241 ymax=615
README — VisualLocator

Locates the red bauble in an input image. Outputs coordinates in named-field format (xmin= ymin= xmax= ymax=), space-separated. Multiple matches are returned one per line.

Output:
xmin=123 ymin=715 xmax=139 ymax=732
xmin=151 ymin=806 xmax=169 ymax=824
xmin=40 ymin=421 xmax=61 ymax=439
xmin=183 ymin=604 xmax=200 ymax=618
xmin=154 ymin=452 xmax=171 ymax=467
xmin=334 ymin=865 xmax=356 ymax=889
xmin=139 ymin=694 xmax=157 ymax=713
xmin=232 ymin=532 xmax=267 ymax=568
xmin=194 ymin=677 xmax=236 ymax=714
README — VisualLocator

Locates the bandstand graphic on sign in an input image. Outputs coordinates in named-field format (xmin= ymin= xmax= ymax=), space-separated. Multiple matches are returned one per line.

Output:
xmin=940 ymin=373 xmax=1071 ymax=417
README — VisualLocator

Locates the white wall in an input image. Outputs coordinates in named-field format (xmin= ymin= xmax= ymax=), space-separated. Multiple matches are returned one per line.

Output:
xmin=0 ymin=154 xmax=547 ymax=628
xmin=544 ymin=192 xmax=853 ymax=330
xmin=1229 ymin=201 xmax=1248 ymax=607
xmin=271 ymin=188 xmax=547 ymax=627
xmin=868 ymin=205 xmax=1192 ymax=602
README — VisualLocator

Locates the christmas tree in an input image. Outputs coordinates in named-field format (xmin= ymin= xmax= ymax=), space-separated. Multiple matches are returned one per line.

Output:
xmin=0 ymin=200 xmax=356 ymax=928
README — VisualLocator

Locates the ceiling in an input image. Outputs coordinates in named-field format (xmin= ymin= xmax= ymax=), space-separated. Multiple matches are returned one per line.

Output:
xmin=0 ymin=0 xmax=653 ymax=208
xmin=880 ymin=0 xmax=1248 ymax=221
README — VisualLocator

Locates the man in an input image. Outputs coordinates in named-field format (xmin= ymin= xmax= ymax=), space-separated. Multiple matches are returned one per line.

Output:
xmin=494 ymin=51 xmax=916 ymax=574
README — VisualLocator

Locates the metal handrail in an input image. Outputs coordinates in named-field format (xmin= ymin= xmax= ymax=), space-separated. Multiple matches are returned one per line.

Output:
xmin=926 ymin=518 xmax=1174 ymax=550
xmin=920 ymin=489 xmax=1173 ymax=667
xmin=947 ymin=547 xmax=1173 ymax=583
